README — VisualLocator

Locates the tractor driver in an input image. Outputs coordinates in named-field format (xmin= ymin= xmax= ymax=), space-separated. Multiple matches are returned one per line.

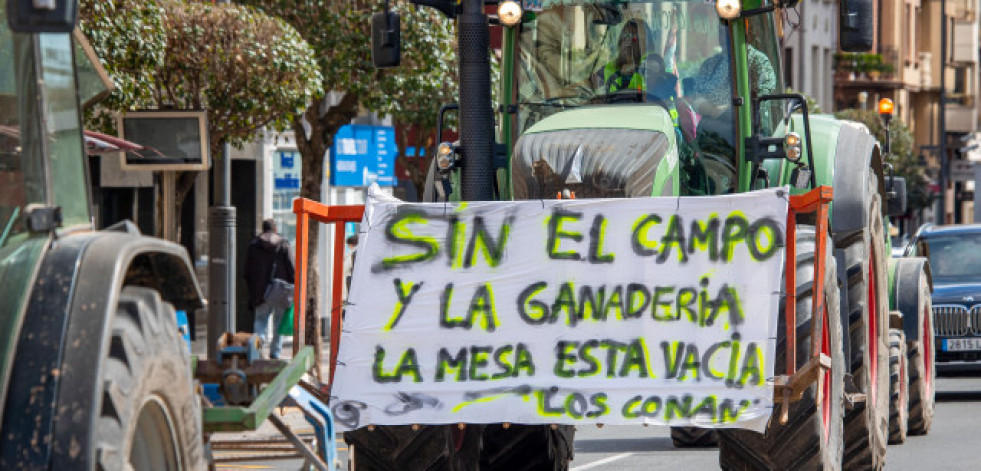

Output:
xmin=602 ymin=19 xmax=648 ymax=93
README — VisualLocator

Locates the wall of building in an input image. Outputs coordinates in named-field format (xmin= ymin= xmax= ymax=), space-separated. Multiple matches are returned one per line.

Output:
xmin=783 ymin=0 xmax=837 ymax=112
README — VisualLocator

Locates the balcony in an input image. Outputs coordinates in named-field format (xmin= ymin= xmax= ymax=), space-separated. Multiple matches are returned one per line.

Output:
xmin=834 ymin=51 xmax=903 ymax=91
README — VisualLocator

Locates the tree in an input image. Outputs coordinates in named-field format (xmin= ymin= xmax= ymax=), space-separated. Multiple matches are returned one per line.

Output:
xmin=79 ymin=0 xmax=322 ymax=238
xmin=78 ymin=0 xmax=166 ymax=126
xmin=834 ymin=109 xmax=933 ymax=215
xmin=240 ymin=0 xmax=458 ymax=357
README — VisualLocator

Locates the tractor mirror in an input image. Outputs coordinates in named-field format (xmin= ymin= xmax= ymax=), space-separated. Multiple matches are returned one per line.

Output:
xmin=7 ymin=0 xmax=78 ymax=33
xmin=371 ymin=11 xmax=401 ymax=69
xmin=887 ymin=176 xmax=908 ymax=217
xmin=839 ymin=0 xmax=874 ymax=52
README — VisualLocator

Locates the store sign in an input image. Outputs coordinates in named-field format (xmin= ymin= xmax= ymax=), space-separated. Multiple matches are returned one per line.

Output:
xmin=330 ymin=187 xmax=790 ymax=433
xmin=331 ymin=125 xmax=398 ymax=187
xmin=274 ymin=150 xmax=301 ymax=190
xmin=950 ymin=160 xmax=976 ymax=182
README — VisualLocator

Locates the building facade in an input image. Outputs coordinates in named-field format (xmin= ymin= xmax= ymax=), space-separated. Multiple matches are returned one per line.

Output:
xmin=782 ymin=0 xmax=838 ymax=112
xmin=832 ymin=0 xmax=980 ymax=225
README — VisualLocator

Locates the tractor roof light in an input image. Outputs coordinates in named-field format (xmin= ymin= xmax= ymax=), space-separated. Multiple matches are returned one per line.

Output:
xmin=715 ymin=0 xmax=741 ymax=20
xmin=498 ymin=1 xmax=523 ymax=27
xmin=878 ymin=98 xmax=894 ymax=123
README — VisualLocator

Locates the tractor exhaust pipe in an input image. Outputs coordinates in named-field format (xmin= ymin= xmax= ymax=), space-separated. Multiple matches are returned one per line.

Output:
xmin=457 ymin=0 xmax=495 ymax=201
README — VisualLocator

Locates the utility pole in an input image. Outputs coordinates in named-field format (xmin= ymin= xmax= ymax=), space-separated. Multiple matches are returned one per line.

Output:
xmin=208 ymin=0 xmax=236 ymax=358
xmin=939 ymin=0 xmax=949 ymax=224
xmin=457 ymin=0 xmax=495 ymax=201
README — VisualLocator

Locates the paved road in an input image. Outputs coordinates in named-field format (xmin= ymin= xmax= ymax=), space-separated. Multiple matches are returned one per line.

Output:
xmin=219 ymin=367 xmax=980 ymax=470
xmin=569 ymin=368 xmax=981 ymax=470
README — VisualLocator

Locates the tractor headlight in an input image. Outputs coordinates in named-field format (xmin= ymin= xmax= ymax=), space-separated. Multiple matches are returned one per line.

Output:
xmin=436 ymin=142 xmax=456 ymax=171
xmin=715 ymin=0 xmax=741 ymax=20
xmin=784 ymin=132 xmax=802 ymax=162
xmin=498 ymin=1 xmax=523 ymax=27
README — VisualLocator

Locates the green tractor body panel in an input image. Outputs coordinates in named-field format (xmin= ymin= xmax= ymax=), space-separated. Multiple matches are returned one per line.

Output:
xmin=523 ymin=104 xmax=675 ymax=135
xmin=768 ymin=114 xmax=843 ymax=192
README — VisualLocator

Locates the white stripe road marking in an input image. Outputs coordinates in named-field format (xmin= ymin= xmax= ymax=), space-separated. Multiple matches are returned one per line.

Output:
xmin=570 ymin=452 xmax=634 ymax=470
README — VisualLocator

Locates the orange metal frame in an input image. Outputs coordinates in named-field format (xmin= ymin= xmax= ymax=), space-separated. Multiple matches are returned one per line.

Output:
xmin=291 ymin=198 xmax=364 ymax=382
xmin=785 ymin=186 xmax=834 ymax=377
xmin=292 ymin=186 xmax=834 ymax=394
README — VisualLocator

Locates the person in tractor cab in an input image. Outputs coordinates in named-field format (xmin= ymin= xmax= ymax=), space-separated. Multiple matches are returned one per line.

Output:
xmin=690 ymin=35 xmax=776 ymax=135
xmin=602 ymin=18 xmax=648 ymax=93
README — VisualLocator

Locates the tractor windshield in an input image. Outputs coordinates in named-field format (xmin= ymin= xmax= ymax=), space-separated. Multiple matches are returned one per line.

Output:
xmin=516 ymin=0 xmax=741 ymax=146
xmin=515 ymin=0 xmax=783 ymax=195
xmin=0 ymin=5 xmax=44 ymax=248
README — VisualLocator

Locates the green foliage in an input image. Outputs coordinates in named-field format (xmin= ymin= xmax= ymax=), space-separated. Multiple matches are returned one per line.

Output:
xmin=242 ymin=0 xmax=458 ymax=131
xmin=834 ymin=108 xmax=933 ymax=213
xmin=156 ymin=1 xmax=322 ymax=150
xmin=79 ymin=0 xmax=322 ymax=240
xmin=241 ymin=0 xmax=461 ymax=200
xmin=79 ymin=0 xmax=322 ymax=150
xmin=833 ymin=52 xmax=894 ymax=76
xmin=78 ymin=0 xmax=167 ymax=125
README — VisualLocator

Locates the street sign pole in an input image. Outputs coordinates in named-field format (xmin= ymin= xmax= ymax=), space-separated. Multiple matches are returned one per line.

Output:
xmin=208 ymin=0 xmax=236 ymax=358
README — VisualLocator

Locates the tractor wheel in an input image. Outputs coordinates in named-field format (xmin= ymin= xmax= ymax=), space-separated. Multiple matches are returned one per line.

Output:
xmin=94 ymin=287 xmax=205 ymax=470
xmin=670 ymin=427 xmax=718 ymax=448
xmin=479 ymin=424 xmax=575 ymax=471
xmin=837 ymin=173 xmax=890 ymax=470
xmin=718 ymin=227 xmax=844 ymax=470
xmin=345 ymin=424 xmax=480 ymax=471
xmin=887 ymin=329 xmax=909 ymax=444
xmin=906 ymin=273 xmax=935 ymax=435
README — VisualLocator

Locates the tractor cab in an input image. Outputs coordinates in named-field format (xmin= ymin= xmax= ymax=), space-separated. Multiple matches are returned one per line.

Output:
xmin=0 ymin=0 xmax=90 ymax=332
xmin=508 ymin=0 xmax=784 ymax=199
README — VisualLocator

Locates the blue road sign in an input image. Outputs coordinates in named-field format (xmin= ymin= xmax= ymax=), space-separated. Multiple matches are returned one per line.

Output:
xmin=330 ymin=125 xmax=398 ymax=187
xmin=274 ymin=150 xmax=301 ymax=190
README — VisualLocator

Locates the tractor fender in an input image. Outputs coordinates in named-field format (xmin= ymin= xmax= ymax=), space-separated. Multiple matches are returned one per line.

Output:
xmin=831 ymin=121 xmax=886 ymax=236
xmin=892 ymin=256 xmax=933 ymax=341
xmin=0 ymin=227 xmax=202 ymax=468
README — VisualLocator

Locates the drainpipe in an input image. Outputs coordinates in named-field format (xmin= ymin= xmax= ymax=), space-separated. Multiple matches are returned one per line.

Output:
xmin=939 ymin=0 xmax=948 ymax=223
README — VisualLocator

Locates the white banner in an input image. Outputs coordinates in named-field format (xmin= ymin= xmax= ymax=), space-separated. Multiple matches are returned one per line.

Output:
xmin=331 ymin=187 xmax=790 ymax=433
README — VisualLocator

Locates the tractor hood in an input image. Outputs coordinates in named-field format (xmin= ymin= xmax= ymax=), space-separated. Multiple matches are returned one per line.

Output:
xmin=512 ymin=105 xmax=678 ymax=199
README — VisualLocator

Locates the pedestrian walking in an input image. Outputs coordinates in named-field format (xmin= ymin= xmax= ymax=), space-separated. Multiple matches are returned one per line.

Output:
xmin=244 ymin=219 xmax=295 ymax=359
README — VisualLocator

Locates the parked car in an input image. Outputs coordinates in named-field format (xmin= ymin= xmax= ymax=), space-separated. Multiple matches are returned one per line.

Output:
xmin=905 ymin=224 xmax=981 ymax=363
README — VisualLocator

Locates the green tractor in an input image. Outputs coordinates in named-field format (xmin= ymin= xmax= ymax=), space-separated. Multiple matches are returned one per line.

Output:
xmin=0 ymin=2 xmax=208 ymax=469
xmin=349 ymin=0 xmax=935 ymax=469
xmin=0 ymin=1 xmax=339 ymax=469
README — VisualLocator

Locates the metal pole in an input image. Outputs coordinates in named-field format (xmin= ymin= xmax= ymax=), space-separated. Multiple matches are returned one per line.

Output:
xmin=208 ymin=0 xmax=236 ymax=358
xmin=939 ymin=0 xmax=948 ymax=224
xmin=457 ymin=0 xmax=495 ymax=201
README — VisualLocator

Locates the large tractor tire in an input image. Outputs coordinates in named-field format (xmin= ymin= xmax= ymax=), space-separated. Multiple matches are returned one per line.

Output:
xmin=345 ymin=424 xmax=480 ymax=471
xmin=718 ymin=227 xmax=845 ymax=470
xmin=906 ymin=273 xmax=935 ymax=435
xmin=95 ymin=287 xmax=205 ymax=470
xmin=837 ymin=174 xmax=890 ymax=470
xmin=479 ymin=424 xmax=575 ymax=471
xmin=887 ymin=329 xmax=909 ymax=444
xmin=670 ymin=427 xmax=718 ymax=448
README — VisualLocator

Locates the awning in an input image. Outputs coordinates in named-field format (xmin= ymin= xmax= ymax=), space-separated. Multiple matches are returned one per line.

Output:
xmin=84 ymin=130 xmax=149 ymax=156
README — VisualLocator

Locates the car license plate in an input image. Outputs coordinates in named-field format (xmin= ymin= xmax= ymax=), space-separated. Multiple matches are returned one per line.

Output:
xmin=943 ymin=338 xmax=981 ymax=352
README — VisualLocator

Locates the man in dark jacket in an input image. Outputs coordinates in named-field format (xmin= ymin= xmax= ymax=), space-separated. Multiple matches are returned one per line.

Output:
xmin=244 ymin=219 xmax=295 ymax=359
